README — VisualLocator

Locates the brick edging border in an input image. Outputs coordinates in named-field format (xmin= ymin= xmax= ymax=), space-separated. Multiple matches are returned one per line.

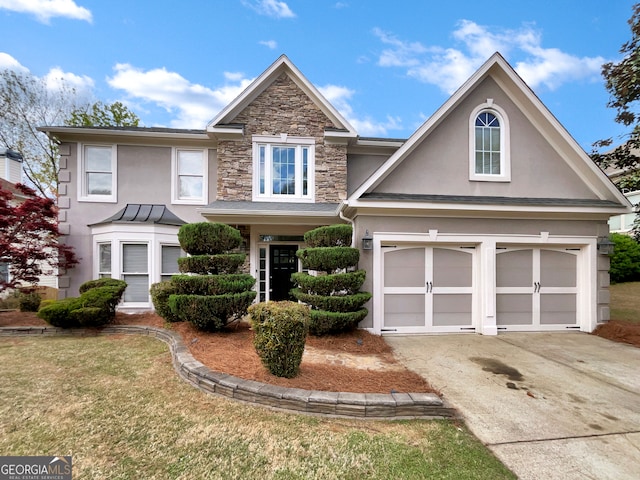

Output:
xmin=0 ymin=325 xmax=456 ymax=419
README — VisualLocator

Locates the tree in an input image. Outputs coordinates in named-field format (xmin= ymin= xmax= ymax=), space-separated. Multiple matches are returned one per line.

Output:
xmin=0 ymin=69 xmax=141 ymax=198
xmin=0 ymin=69 xmax=85 ymax=198
xmin=0 ymin=182 xmax=77 ymax=292
xmin=591 ymin=3 xmax=640 ymax=235
xmin=66 ymin=101 xmax=140 ymax=127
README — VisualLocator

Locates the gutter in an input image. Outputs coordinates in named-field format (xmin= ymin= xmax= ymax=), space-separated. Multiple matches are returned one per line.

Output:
xmin=337 ymin=201 xmax=356 ymax=247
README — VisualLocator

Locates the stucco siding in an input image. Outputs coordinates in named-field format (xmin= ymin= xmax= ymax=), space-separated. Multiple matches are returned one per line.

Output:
xmin=374 ymin=77 xmax=597 ymax=200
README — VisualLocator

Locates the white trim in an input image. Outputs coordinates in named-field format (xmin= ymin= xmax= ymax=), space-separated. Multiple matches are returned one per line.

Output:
xmin=469 ymin=101 xmax=511 ymax=182
xmin=91 ymin=223 xmax=181 ymax=309
xmin=171 ymin=147 xmax=209 ymax=205
xmin=77 ymin=143 xmax=117 ymax=203
xmin=251 ymin=135 xmax=315 ymax=203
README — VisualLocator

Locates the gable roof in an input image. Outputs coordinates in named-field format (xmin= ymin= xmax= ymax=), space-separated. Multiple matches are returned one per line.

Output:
xmin=207 ymin=55 xmax=357 ymax=139
xmin=349 ymin=52 xmax=630 ymax=210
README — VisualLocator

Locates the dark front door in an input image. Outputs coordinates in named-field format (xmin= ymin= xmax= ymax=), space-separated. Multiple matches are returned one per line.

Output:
xmin=270 ymin=245 xmax=298 ymax=301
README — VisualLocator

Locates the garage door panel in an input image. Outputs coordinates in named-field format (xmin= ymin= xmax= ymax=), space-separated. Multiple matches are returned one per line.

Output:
xmin=384 ymin=248 xmax=424 ymax=288
xmin=540 ymin=294 xmax=577 ymax=325
xmin=433 ymin=294 xmax=472 ymax=326
xmin=541 ymin=250 xmax=576 ymax=287
xmin=497 ymin=250 xmax=532 ymax=287
xmin=384 ymin=294 xmax=425 ymax=327
xmin=497 ymin=294 xmax=533 ymax=326
xmin=433 ymin=248 xmax=472 ymax=287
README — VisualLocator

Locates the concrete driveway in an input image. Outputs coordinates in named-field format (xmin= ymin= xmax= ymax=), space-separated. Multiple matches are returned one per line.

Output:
xmin=386 ymin=332 xmax=640 ymax=480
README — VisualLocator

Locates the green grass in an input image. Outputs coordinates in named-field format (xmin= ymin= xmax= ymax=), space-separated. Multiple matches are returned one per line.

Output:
xmin=0 ymin=335 xmax=515 ymax=479
xmin=610 ymin=281 xmax=640 ymax=324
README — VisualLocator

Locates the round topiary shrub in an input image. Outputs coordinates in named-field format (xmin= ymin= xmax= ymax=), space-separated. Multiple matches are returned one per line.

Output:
xmin=18 ymin=291 xmax=41 ymax=312
xmin=304 ymin=224 xmax=352 ymax=248
xmin=177 ymin=222 xmax=242 ymax=255
xmin=249 ymin=301 xmax=310 ymax=378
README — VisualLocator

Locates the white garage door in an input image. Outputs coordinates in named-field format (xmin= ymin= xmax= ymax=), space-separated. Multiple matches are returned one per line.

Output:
xmin=382 ymin=245 xmax=476 ymax=333
xmin=496 ymin=247 xmax=579 ymax=331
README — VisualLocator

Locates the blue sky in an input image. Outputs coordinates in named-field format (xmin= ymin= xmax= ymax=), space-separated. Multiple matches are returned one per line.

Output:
xmin=0 ymin=0 xmax=635 ymax=151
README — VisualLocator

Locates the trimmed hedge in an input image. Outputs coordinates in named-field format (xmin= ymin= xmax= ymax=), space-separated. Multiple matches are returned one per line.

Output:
xmin=178 ymin=222 xmax=242 ymax=255
xmin=308 ymin=309 xmax=368 ymax=336
xmin=304 ymin=224 xmax=352 ymax=248
xmin=296 ymin=247 xmax=360 ymax=272
xmin=19 ymin=291 xmax=41 ymax=312
xmin=249 ymin=301 xmax=310 ymax=378
xmin=291 ymin=270 xmax=366 ymax=296
xmin=150 ymin=282 xmax=180 ymax=322
xmin=177 ymin=254 xmax=246 ymax=275
xmin=168 ymin=290 xmax=256 ymax=331
xmin=79 ymin=277 xmax=128 ymax=294
xmin=291 ymin=289 xmax=372 ymax=312
xmin=171 ymin=274 xmax=255 ymax=295
xmin=38 ymin=280 xmax=127 ymax=328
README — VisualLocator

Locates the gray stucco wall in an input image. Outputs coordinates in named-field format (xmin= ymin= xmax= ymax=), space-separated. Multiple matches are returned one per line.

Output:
xmin=57 ymin=141 xmax=217 ymax=298
xmin=374 ymin=77 xmax=597 ymax=200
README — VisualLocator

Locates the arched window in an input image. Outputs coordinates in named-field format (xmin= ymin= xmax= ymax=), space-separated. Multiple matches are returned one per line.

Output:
xmin=469 ymin=101 xmax=510 ymax=182
xmin=475 ymin=112 xmax=501 ymax=175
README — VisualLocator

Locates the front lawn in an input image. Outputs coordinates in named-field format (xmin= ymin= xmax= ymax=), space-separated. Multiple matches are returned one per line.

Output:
xmin=610 ymin=281 xmax=640 ymax=324
xmin=0 ymin=335 xmax=515 ymax=479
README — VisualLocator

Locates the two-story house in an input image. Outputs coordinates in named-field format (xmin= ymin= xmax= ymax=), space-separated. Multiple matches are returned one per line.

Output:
xmin=40 ymin=53 xmax=631 ymax=335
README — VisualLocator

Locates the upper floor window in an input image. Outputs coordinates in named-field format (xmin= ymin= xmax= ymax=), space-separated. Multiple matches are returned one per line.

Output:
xmin=79 ymin=144 xmax=117 ymax=202
xmin=172 ymin=148 xmax=208 ymax=204
xmin=253 ymin=135 xmax=314 ymax=202
xmin=469 ymin=101 xmax=510 ymax=182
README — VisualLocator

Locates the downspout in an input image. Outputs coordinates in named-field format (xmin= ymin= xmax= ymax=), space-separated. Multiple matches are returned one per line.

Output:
xmin=337 ymin=201 xmax=356 ymax=247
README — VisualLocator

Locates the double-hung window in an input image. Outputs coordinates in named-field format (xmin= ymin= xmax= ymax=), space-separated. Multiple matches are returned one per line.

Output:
xmin=122 ymin=243 xmax=149 ymax=303
xmin=253 ymin=135 xmax=314 ymax=202
xmin=469 ymin=101 xmax=510 ymax=182
xmin=79 ymin=144 xmax=117 ymax=202
xmin=98 ymin=243 xmax=112 ymax=278
xmin=172 ymin=148 xmax=208 ymax=204
xmin=161 ymin=245 xmax=183 ymax=282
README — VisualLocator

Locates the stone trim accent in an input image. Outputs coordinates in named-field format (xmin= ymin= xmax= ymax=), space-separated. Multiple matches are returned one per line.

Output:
xmin=0 ymin=325 xmax=456 ymax=419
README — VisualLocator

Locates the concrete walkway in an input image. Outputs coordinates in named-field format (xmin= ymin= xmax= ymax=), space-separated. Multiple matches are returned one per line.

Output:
xmin=386 ymin=333 xmax=640 ymax=480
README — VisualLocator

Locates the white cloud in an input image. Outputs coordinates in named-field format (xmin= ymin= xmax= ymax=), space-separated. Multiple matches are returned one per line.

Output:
xmin=0 ymin=0 xmax=92 ymax=24
xmin=0 ymin=52 xmax=28 ymax=71
xmin=242 ymin=0 xmax=295 ymax=18
xmin=259 ymin=39 xmax=278 ymax=49
xmin=44 ymin=66 xmax=94 ymax=94
xmin=374 ymin=20 xmax=605 ymax=94
xmin=319 ymin=83 xmax=401 ymax=137
xmin=107 ymin=63 xmax=253 ymax=128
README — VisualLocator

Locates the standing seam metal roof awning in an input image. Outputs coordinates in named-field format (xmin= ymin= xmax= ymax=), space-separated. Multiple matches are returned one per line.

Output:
xmin=89 ymin=204 xmax=187 ymax=226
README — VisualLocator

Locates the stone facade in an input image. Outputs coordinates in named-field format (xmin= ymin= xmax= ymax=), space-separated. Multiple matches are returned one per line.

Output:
xmin=217 ymin=73 xmax=348 ymax=202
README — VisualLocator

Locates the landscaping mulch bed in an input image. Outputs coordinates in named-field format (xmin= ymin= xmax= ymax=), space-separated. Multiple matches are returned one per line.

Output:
xmin=0 ymin=311 xmax=435 ymax=394
xmin=592 ymin=320 xmax=640 ymax=347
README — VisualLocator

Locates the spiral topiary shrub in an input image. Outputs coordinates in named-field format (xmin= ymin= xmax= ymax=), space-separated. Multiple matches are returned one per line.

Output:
xmin=249 ymin=301 xmax=310 ymax=378
xmin=150 ymin=281 xmax=180 ymax=322
xmin=166 ymin=222 xmax=256 ymax=330
xmin=292 ymin=224 xmax=371 ymax=335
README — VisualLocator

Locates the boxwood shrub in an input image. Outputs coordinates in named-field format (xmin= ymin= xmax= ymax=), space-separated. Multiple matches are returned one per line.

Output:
xmin=304 ymin=224 xmax=352 ymax=248
xmin=177 ymin=254 xmax=246 ymax=275
xmin=249 ymin=301 xmax=310 ymax=378
xmin=38 ymin=280 xmax=126 ymax=328
xmin=177 ymin=222 xmax=242 ymax=255
xmin=296 ymin=247 xmax=360 ymax=272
